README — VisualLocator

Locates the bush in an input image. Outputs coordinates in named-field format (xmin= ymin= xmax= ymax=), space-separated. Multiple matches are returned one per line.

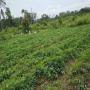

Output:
xmin=44 ymin=58 xmax=65 ymax=80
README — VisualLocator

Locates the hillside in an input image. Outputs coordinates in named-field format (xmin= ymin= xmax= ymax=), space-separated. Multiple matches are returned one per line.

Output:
xmin=0 ymin=24 xmax=90 ymax=90
xmin=32 ymin=12 xmax=90 ymax=31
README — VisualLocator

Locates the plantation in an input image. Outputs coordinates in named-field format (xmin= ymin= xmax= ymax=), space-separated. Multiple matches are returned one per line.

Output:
xmin=0 ymin=24 xmax=90 ymax=90
xmin=0 ymin=0 xmax=90 ymax=89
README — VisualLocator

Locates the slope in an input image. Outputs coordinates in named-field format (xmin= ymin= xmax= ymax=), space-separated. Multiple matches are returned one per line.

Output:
xmin=0 ymin=24 xmax=90 ymax=90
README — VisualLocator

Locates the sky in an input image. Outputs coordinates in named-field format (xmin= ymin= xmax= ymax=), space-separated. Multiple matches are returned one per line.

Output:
xmin=6 ymin=0 xmax=90 ymax=18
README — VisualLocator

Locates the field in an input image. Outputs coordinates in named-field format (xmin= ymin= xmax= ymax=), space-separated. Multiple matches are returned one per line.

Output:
xmin=0 ymin=24 xmax=90 ymax=90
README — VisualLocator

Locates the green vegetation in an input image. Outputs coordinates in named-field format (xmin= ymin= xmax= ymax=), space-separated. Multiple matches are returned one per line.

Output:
xmin=0 ymin=24 xmax=90 ymax=90
xmin=0 ymin=1 xmax=90 ymax=89
xmin=32 ymin=12 xmax=90 ymax=31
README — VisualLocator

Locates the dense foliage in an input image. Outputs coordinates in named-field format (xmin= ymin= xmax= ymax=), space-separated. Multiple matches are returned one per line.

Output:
xmin=0 ymin=24 xmax=90 ymax=90
xmin=0 ymin=3 xmax=90 ymax=89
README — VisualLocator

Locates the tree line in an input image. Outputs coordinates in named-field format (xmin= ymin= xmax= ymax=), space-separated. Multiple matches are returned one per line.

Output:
xmin=0 ymin=0 xmax=90 ymax=33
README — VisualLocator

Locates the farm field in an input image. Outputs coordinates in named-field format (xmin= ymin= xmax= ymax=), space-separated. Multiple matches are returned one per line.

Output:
xmin=0 ymin=24 xmax=90 ymax=90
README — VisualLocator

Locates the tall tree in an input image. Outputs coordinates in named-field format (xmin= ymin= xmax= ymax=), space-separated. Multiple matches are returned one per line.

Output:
xmin=1 ymin=8 xmax=5 ymax=19
xmin=21 ymin=9 xmax=30 ymax=33
xmin=5 ymin=7 xmax=12 ymax=19
xmin=0 ymin=0 xmax=6 ymax=31
xmin=29 ymin=12 xmax=36 ymax=23
xmin=5 ymin=7 xmax=13 ymax=27
xmin=0 ymin=0 xmax=6 ymax=19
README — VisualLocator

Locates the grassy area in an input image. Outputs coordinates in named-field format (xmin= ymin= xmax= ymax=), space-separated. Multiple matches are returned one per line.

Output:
xmin=69 ymin=48 xmax=90 ymax=90
xmin=0 ymin=24 xmax=90 ymax=90
xmin=31 ymin=12 xmax=90 ymax=31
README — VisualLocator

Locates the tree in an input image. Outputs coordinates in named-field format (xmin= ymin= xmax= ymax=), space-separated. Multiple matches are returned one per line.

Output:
xmin=29 ymin=12 xmax=36 ymax=23
xmin=1 ymin=9 xmax=5 ymax=18
xmin=41 ymin=14 xmax=49 ymax=20
xmin=21 ymin=9 xmax=30 ymax=33
xmin=0 ymin=0 xmax=6 ymax=20
xmin=0 ymin=0 xmax=6 ymax=31
xmin=80 ymin=7 xmax=90 ymax=13
xmin=5 ymin=7 xmax=13 ymax=27
xmin=22 ymin=9 xmax=37 ymax=23
xmin=0 ymin=9 xmax=5 ymax=29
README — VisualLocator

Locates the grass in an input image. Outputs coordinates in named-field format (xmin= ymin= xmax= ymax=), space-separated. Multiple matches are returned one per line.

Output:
xmin=69 ymin=48 xmax=90 ymax=90
xmin=31 ymin=12 xmax=90 ymax=31
xmin=0 ymin=24 xmax=90 ymax=90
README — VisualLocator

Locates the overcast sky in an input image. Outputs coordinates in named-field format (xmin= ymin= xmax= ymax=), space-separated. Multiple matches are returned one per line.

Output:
xmin=6 ymin=0 xmax=90 ymax=18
